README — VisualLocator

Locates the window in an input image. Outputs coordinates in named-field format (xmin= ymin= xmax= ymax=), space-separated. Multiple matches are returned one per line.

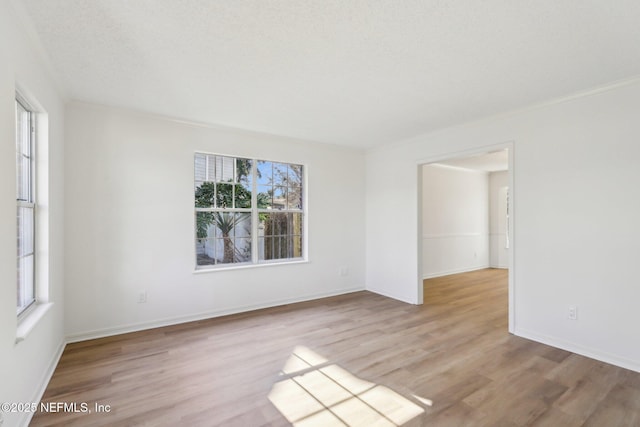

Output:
xmin=195 ymin=153 xmax=304 ymax=269
xmin=16 ymin=97 xmax=36 ymax=315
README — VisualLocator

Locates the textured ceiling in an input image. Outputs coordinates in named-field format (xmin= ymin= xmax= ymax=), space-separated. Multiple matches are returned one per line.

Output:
xmin=21 ymin=0 xmax=640 ymax=148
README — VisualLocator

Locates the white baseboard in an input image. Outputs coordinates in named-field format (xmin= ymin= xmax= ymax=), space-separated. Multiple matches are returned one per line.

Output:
xmin=515 ymin=327 xmax=640 ymax=373
xmin=20 ymin=338 xmax=66 ymax=427
xmin=66 ymin=286 xmax=365 ymax=343
xmin=366 ymin=288 xmax=419 ymax=305
xmin=422 ymin=265 xmax=491 ymax=279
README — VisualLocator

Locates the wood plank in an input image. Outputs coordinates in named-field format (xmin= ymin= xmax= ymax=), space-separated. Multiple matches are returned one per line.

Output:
xmin=31 ymin=269 xmax=640 ymax=426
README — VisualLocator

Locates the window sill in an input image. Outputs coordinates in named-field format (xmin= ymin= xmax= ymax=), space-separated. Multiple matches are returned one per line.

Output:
xmin=193 ymin=258 xmax=308 ymax=274
xmin=16 ymin=302 xmax=53 ymax=344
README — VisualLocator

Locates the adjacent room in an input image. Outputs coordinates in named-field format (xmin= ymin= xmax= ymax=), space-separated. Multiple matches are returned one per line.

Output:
xmin=2 ymin=1 xmax=640 ymax=426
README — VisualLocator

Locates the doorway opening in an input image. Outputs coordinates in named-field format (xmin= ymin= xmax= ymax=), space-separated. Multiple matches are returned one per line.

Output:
xmin=417 ymin=144 xmax=514 ymax=332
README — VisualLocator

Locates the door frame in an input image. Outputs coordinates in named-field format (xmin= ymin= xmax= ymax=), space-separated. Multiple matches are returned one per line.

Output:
xmin=417 ymin=141 xmax=515 ymax=333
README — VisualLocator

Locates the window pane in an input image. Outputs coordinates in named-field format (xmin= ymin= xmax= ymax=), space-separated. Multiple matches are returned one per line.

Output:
xmin=17 ymin=254 xmax=34 ymax=311
xmin=273 ymin=187 xmax=286 ymax=210
xmin=274 ymin=236 xmax=283 ymax=259
xmin=287 ymin=186 xmax=303 ymax=210
xmin=288 ymin=164 xmax=302 ymax=187
xmin=195 ymin=182 xmax=215 ymax=208
xmin=215 ymin=212 xmax=251 ymax=264
xmin=196 ymin=238 xmax=217 ymax=266
xmin=257 ymin=160 xmax=272 ymax=185
xmin=260 ymin=236 xmax=274 ymax=261
xmin=291 ymin=212 xmax=303 ymax=236
xmin=194 ymin=154 xmax=207 ymax=182
xmin=20 ymin=155 xmax=31 ymax=201
xmin=216 ymin=183 xmax=234 ymax=208
xmin=206 ymin=155 xmax=216 ymax=181
xmin=272 ymin=162 xmax=288 ymax=186
xmin=215 ymin=237 xmax=230 ymax=262
xmin=196 ymin=212 xmax=251 ymax=265
xmin=17 ymin=207 xmax=34 ymax=256
xmin=292 ymin=235 xmax=303 ymax=258
xmin=263 ymin=212 xmax=284 ymax=236
xmin=235 ymin=182 xmax=252 ymax=208
xmin=196 ymin=212 xmax=215 ymax=240
xmin=216 ymin=156 xmax=235 ymax=182
xmin=18 ymin=109 xmax=31 ymax=156
xmin=16 ymin=102 xmax=31 ymax=202
xmin=259 ymin=212 xmax=303 ymax=261
xmin=234 ymin=238 xmax=252 ymax=262
xmin=16 ymin=151 xmax=24 ymax=200
xmin=234 ymin=158 xmax=253 ymax=209
xmin=258 ymin=185 xmax=273 ymax=209
xmin=16 ymin=101 xmax=30 ymax=153
xmin=236 ymin=158 xmax=252 ymax=186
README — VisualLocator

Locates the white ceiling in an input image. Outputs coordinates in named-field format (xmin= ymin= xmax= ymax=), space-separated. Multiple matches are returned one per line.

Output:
xmin=20 ymin=0 xmax=640 ymax=149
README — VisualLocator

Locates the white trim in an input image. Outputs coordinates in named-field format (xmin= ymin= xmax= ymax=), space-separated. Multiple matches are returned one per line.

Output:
xmin=422 ymin=232 xmax=486 ymax=239
xmin=194 ymin=258 xmax=308 ymax=274
xmin=416 ymin=164 xmax=424 ymax=305
xmin=512 ymin=74 xmax=640 ymax=116
xmin=422 ymin=265 xmax=491 ymax=280
xmin=66 ymin=286 xmax=365 ymax=343
xmin=416 ymin=143 xmax=512 ymax=168
xmin=70 ymin=101 xmax=361 ymax=151
xmin=515 ymin=327 xmax=640 ymax=374
xmin=507 ymin=144 xmax=515 ymax=333
xmin=16 ymin=303 xmax=53 ymax=343
xmin=251 ymin=159 xmax=259 ymax=264
xmin=373 ymin=75 xmax=640 ymax=153
xmin=19 ymin=338 xmax=66 ymax=427
xmin=426 ymin=163 xmax=491 ymax=174
xmin=489 ymin=264 xmax=508 ymax=269
xmin=367 ymin=288 xmax=418 ymax=305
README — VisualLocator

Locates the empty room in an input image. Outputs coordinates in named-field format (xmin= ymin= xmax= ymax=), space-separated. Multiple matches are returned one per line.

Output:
xmin=2 ymin=1 xmax=640 ymax=426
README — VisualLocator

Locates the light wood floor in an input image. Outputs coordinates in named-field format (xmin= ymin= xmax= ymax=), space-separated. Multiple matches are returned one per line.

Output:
xmin=31 ymin=269 xmax=640 ymax=426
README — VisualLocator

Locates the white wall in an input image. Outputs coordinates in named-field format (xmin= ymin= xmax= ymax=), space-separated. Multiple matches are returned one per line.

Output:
xmin=366 ymin=79 xmax=640 ymax=372
xmin=0 ymin=1 xmax=66 ymax=426
xmin=489 ymin=171 xmax=509 ymax=268
xmin=421 ymin=164 xmax=489 ymax=278
xmin=64 ymin=103 xmax=366 ymax=340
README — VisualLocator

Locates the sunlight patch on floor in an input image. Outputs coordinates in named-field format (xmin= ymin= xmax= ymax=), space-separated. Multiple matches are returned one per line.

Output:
xmin=268 ymin=346 xmax=428 ymax=426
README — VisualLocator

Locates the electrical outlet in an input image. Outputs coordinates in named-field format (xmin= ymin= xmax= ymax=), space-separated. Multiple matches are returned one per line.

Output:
xmin=339 ymin=266 xmax=349 ymax=277
xmin=568 ymin=305 xmax=577 ymax=320
xmin=137 ymin=291 xmax=147 ymax=304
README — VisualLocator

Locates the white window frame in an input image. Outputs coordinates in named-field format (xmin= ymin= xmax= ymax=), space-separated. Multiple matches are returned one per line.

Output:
xmin=194 ymin=152 xmax=306 ymax=270
xmin=15 ymin=89 xmax=52 ymax=343
xmin=16 ymin=94 xmax=36 ymax=317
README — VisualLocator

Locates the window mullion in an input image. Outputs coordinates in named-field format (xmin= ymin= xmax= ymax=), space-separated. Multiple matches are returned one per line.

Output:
xmin=30 ymin=111 xmax=35 ymax=205
xmin=251 ymin=159 xmax=258 ymax=264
